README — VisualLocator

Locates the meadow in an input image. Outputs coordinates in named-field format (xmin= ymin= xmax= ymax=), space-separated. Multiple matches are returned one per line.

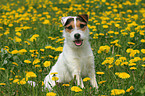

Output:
xmin=0 ymin=0 xmax=145 ymax=96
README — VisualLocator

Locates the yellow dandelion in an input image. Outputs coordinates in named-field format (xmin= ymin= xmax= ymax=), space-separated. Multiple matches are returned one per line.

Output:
xmin=42 ymin=81 xmax=44 ymax=86
xmin=128 ymin=42 xmax=135 ymax=45
xmin=4 ymin=31 xmax=10 ymax=35
xmin=96 ymin=72 xmax=105 ymax=75
xmin=129 ymin=63 xmax=136 ymax=66
xmin=0 ymin=83 xmax=6 ymax=86
xmin=115 ymin=72 xmax=130 ymax=79
xmin=33 ymin=58 xmax=40 ymax=65
xmin=13 ymin=79 xmax=20 ymax=83
xmin=52 ymin=77 xmax=59 ymax=81
xmin=83 ymin=77 xmax=91 ymax=82
xmin=15 ymin=75 xmax=21 ymax=78
xmin=0 ymin=33 xmax=3 ymax=37
xmin=126 ymin=86 xmax=134 ymax=92
xmin=62 ymin=84 xmax=70 ymax=86
xmin=8 ymin=23 xmax=13 ymax=27
xmin=141 ymin=49 xmax=145 ymax=54
xmin=43 ymin=20 xmax=50 ymax=24
xmin=16 ymin=32 xmax=21 ymax=36
xmin=71 ymin=86 xmax=82 ymax=92
xmin=35 ymin=65 xmax=40 ymax=67
xmin=26 ymin=72 xmax=37 ymax=78
xmin=46 ymin=92 xmax=56 ymax=96
xmin=11 ymin=50 xmax=19 ymax=54
xmin=24 ymin=60 xmax=31 ymax=64
xmin=0 ymin=68 xmax=5 ymax=70
xmin=50 ymin=72 xmax=58 ymax=75
xmin=108 ymin=65 xmax=113 ymax=68
xmin=12 ymin=62 xmax=18 ymax=66
xmin=111 ymin=89 xmax=125 ymax=95
xmin=130 ymin=67 xmax=137 ymax=70
xmin=43 ymin=61 xmax=51 ymax=67
xmin=55 ymin=47 xmax=63 ymax=52
xmin=18 ymin=49 xmax=27 ymax=54
xmin=45 ymin=46 xmax=53 ymax=49
xmin=9 ymin=78 xmax=13 ymax=81
xmin=14 ymin=36 xmax=22 ymax=42
xmin=141 ymin=65 xmax=145 ymax=67
xmin=98 ymin=80 xmax=106 ymax=84
xmin=103 ymin=25 xmax=108 ymax=28
xmin=40 ymin=49 xmax=44 ymax=52
xmin=19 ymin=80 xmax=26 ymax=85
xmin=141 ymin=39 xmax=145 ymax=43
xmin=130 ymin=32 xmax=135 ymax=38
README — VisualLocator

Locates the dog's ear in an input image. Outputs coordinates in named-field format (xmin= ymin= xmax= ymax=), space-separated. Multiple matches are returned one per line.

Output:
xmin=78 ymin=14 xmax=89 ymax=23
xmin=61 ymin=17 xmax=68 ymax=26
xmin=61 ymin=16 xmax=73 ymax=26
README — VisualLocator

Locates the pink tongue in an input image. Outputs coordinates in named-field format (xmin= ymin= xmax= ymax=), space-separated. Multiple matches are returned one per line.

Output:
xmin=75 ymin=40 xmax=82 ymax=46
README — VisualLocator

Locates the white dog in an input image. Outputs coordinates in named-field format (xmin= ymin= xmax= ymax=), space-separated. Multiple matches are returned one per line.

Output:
xmin=44 ymin=14 xmax=98 ymax=90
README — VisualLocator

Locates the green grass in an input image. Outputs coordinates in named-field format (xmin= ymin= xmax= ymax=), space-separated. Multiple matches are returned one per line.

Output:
xmin=0 ymin=0 xmax=145 ymax=96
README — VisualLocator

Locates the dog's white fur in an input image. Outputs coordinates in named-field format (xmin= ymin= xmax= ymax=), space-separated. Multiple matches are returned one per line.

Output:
xmin=44 ymin=16 xmax=98 ymax=90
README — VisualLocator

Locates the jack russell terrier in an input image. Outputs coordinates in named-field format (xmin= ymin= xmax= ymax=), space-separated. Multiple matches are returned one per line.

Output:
xmin=44 ymin=14 xmax=98 ymax=90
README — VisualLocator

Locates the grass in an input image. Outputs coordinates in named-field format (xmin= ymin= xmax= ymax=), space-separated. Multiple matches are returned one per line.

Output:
xmin=0 ymin=0 xmax=145 ymax=96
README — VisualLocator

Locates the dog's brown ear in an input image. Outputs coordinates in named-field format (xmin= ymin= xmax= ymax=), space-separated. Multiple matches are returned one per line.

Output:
xmin=78 ymin=14 xmax=89 ymax=23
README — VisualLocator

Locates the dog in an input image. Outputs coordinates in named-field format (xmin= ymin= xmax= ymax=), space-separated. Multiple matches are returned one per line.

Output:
xmin=44 ymin=14 xmax=98 ymax=91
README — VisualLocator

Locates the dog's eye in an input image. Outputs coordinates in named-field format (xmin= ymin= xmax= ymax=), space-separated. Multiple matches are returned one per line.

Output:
xmin=80 ymin=24 xmax=86 ymax=28
xmin=66 ymin=26 xmax=73 ymax=30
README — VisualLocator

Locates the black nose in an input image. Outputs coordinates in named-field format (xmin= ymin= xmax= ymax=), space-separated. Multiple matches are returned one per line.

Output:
xmin=74 ymin=33 xmax=80 ymax=39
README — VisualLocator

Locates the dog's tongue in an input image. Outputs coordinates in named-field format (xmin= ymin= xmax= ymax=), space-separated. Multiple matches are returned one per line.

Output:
xmin=75 ymin=40 xmax=82 ymax=46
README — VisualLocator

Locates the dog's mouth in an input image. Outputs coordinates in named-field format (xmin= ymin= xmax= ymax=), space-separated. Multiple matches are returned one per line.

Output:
xmin=74 ymin=40 xmax=83 ymax=46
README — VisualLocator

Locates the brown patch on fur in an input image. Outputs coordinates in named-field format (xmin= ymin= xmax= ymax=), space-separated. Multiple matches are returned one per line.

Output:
xmin=65 ymin=19 xmax=87 ymax=33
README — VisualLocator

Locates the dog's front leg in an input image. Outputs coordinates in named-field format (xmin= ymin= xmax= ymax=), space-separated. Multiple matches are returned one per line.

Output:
xmin=88 ymin=56 xmax=99 ymax=89
xmin=89 ymin=73 xmax=98 ymax=89
xmin=73 ymin=73 xmax=84 ymax=88
xmin=71 ymin=59 xmax=84 ymax=88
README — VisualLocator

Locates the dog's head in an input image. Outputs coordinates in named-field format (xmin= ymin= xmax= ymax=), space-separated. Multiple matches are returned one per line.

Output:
xmin=61 ymin=14 xmax=89 ymax=48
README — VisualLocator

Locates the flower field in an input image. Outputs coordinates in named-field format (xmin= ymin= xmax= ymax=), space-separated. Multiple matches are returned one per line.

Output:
xmin=0 ymin=0 xmax=145 ymax=95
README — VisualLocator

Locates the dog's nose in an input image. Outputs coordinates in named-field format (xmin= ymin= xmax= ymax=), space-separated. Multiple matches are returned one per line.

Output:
xmin=74 ymin=33 xmax=80 ymax=39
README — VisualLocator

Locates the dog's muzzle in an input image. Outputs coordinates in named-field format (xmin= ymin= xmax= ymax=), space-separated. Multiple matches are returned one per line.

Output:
xmin=74 ymin=33 xmax=83 ymax=46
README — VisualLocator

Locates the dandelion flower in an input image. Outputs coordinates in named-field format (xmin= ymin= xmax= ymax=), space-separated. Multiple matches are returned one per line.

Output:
xmin=115 ymin=72 xmax=130 ymax=79
xmin=71 ymin=86 xmax=82 ymax=92
xmin=52 ymin=77 xmax=59 ymax=81
xmin=98 ymin=80 xmax=106 ymax=84
xmin=40 ymin=49 xmax=44 ymax=52
xmin=43 ymin=61 xmax=51 ymax=67
xmin=24 ymin=60 xmax=31 ymax=64
xmin=14 ymin=36 xmax=22 ymax=42
xmin=46 ymin=92 xmax=56 ymax=96
xmin=141 ymin=39 xmax=145 ymax=43
xmin=11 ymin=50 xmax=19 ymax=54
xmin=103 ymin=25 xmax=108 ymax=28
xmin=62 ymin=84 xmax=70 ymax=86
xmin=33 ymin=59 xmax=40 ymax=65
xmin=26 ymin=72 xmax=37 ymax=78
xmin=96 ymin=72 xmax=105 ymax=75
xmin=13 ymin=79 xmax=20 ymax=83
xmin=50 ymin=72 xmax=58 ymax=75
xmin=83 ymin=77 xmax=90 ymax=82
xmin=111 ymin=89 xmax=125 ymax=95
xmin=141 ymin=49 xmax=145 ymax=54
xmin=55 ymin=47 xmax=63 ymax=52
xmin=19 ymin=80 xmax=26 ymax=85
xmin=19 ymin=49 xmax=27 ymax=54
xmin=0 ymin=68 xmax=5 ymax=70
xmin=126 ymin=86 xmax=134 ymax=92
xmin=0 ymin=83 xmax=6 ymax=85
xmin=130 ymin=67 xmax=137 ymax=70
xmin=43 ymin=20 xmax=50 ymax=24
